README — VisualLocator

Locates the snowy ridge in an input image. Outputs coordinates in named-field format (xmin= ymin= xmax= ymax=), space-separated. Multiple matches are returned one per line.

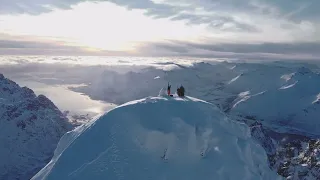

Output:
xmin=33 ymin=96 xmax=281 ymax=180
xmin=0 ymin=74 xmax=73 ymax=180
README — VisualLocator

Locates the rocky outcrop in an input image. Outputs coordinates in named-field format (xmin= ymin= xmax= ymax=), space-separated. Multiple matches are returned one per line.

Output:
xmin=0 ymin=74 xmax=73 ymax=180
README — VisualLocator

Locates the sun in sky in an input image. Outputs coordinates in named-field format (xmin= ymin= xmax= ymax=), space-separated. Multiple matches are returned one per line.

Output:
xmin=0 ymin=0 xmax=318 ymax=58
xmin=0 ymin=2 xmax=208 ymax=52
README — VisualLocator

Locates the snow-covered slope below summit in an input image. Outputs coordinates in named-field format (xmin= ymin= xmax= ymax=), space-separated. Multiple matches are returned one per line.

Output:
xmin=230 ymin=67 xmax=320 ymax=136
xmin=33 ymin=96 xmax=281 ymax=180
xmin=0 ymin=74 xmax=72 ymax=180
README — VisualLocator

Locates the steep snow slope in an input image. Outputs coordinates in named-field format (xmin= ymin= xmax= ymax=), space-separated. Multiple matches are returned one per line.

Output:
xmin=0 ymin=74 xmax=73 ymax=180
xmin=33 ymin=96 xmax=281 ymax=180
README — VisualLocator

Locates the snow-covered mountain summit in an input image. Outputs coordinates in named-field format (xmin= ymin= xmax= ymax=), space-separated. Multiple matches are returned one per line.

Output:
xmin=65 ymin=61 xmax=320 ymax=179
xmin=0 ymin=74 xmax=72 ymax=180
xmin=33 ymin=95 xmax=281 ymax=180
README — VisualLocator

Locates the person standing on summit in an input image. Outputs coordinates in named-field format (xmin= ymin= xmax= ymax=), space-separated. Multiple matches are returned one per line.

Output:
xmin=177 ymin=85 xmax=185 ymax=97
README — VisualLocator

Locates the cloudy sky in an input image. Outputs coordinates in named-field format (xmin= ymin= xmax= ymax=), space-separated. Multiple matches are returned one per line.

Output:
xmin=0 ymin=0 xmax=319 ymax=59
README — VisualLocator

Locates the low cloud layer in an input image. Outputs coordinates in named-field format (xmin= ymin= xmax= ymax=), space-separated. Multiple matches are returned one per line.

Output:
xmin=1 ymin=36 xmax=320 ymax=60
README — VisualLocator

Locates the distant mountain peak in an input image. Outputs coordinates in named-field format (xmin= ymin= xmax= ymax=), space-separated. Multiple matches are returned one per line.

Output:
xmin=37 ymin=94 xmax=57 ymax=109
xmin=21 ymin=86 xmax=37 ymax=98
xmin=296 ymin=66 xmax=312 ymax=75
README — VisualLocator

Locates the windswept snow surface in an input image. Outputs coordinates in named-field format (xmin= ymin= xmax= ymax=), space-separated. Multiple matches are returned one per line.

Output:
xmin=33 ymin=96 xmax=281 ymax=180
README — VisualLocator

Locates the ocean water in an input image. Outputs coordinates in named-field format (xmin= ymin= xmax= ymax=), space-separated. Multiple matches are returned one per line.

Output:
xmin=13 ymin=80 xmax=116 ymax=116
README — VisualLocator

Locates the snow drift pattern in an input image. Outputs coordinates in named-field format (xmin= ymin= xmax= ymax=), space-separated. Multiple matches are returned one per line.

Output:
xmin=33 ymin=96 xmax=281 ymax=180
